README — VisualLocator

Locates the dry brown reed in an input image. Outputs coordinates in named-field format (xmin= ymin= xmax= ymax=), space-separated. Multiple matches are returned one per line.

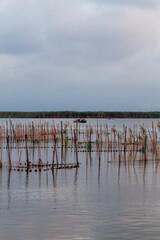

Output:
xmin=0 ymin=120 xmax=160 ymax=169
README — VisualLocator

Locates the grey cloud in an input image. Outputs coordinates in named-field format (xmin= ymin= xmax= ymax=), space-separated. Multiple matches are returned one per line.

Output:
xmin=0 ymin=0 xmax=160 ymax=111
xmin=84 ymin=0 xmax=159 ymax=8
xmin=0 ymin=31 xmax=43 ymax=55
xmin=0 ymin=0 xmax=158 ymax=62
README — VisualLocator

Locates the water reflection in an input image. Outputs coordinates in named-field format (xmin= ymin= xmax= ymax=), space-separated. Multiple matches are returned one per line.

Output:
xmin=7 ymin=168 xmax=11 ymax=209
xmin=1 ymin=150 xmax=160 ymax=239
xmin=2 ymin=151 xmax=160 ymax=194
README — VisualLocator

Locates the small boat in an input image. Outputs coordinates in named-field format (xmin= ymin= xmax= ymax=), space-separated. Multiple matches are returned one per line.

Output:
xmin=107 ymin=117 xmax=115 ymax=120
xmin=73 ymin=118 xmax=87 ymax=123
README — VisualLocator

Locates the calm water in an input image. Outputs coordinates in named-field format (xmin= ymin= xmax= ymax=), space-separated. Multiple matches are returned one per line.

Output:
xmin=1 ymin=118 xmax=160 ymax=240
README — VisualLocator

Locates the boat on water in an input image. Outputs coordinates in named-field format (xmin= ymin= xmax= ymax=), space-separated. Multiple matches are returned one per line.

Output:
xmin=73 ymin=118 xmax=87 ymax=123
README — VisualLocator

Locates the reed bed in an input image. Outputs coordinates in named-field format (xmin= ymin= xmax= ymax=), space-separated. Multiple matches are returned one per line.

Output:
xmin=0 ymin=120 xmax=160 ymax=170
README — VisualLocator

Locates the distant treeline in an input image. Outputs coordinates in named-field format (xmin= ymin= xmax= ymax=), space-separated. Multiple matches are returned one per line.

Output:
xmin=1 ymin=111 xmax=160 ymax=118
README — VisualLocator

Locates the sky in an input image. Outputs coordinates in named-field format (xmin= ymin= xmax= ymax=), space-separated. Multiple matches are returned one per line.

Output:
xmin=0 ymin=0 xmax=160 ymax=112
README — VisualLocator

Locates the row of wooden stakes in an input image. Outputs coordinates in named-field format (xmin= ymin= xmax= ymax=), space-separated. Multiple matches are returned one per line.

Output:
xmin=0 ymin=120 xmax=160 ymax=168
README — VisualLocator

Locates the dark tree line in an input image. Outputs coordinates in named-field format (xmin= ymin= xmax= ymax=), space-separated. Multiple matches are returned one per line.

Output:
xmin=0 ymin=111 xmax=160 ymax=118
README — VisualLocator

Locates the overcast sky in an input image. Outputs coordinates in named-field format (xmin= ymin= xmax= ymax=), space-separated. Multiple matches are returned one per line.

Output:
xmin=0 ymin=0 xmax=160 ymax=111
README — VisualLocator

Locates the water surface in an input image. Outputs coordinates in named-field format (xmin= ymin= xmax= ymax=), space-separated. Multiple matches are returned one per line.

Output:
xmin=0 ymin=118 xmax=160 ymax=239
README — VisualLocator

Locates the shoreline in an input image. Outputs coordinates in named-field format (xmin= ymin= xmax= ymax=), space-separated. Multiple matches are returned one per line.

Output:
xmin=1 ymin=111 xmax=160 ymax=119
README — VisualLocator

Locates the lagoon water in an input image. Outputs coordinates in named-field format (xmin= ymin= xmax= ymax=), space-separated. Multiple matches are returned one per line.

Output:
xmin=1 ymin=118 xmax=160 ymax=240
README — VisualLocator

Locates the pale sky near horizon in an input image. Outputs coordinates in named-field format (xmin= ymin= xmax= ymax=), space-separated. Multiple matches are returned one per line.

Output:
xmin=0 ymin=0 xmax=160 ymax=111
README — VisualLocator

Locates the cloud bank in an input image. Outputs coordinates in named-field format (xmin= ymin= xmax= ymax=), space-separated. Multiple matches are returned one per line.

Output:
xmin=0 ymin=0 xmax=160 ymax=111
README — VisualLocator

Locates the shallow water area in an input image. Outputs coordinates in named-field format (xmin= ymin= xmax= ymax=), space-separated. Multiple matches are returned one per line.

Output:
xmin=0 ymin=118 xmax=160 ymax=239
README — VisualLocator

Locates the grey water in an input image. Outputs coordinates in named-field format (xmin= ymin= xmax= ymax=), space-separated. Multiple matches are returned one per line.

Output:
xmin=1 ymin=118 xmax=160 ymax=240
